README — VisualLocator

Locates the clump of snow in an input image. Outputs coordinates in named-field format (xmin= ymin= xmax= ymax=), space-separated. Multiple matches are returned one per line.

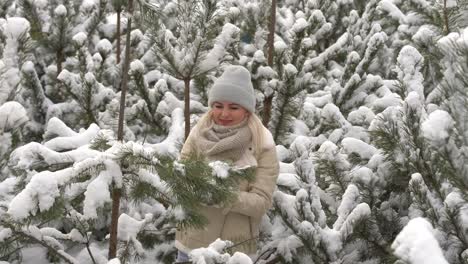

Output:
xmin=276 ymin=145 xmax=291 ymax=162
xmin=274 ymin=40 xmax=288 ymax=52
xmin=7 ymin=168 xmax=72 ymax=220
xmin=352 ymin=167 xmax=375 ymax=185
xmin=5 ymin=17 xmax=30 ymax=39
xmin=392 ymin=217 xmax=449 ymax=264
xmin=291 ymin=18 xmax=308 ymax=33
xmin=321 ymin=103 xmax=349 ymax=127
xmin=72 ymin=32 xmax=88 ymax=46
xmin=44 ymin=117 xmax=77 ymax=138
xmin=130 ymin=60 xmax=145 ymax=74
xmin=334 ymin=184 xmax=360 ymax=230
xmin=0 ymin=101 xmax=28 ymax=132
xmin=341 ymin=137 xmax=378 ymax=160
xmin=44 ymin=123 xmax=100 ymax=151
xmin=397 ymin=46 xmax=424 ymax=99
xmin=227 ymin=252 xmax=252 ymax=264
xmin=421 ymin=110 xmax=454 ymax=146
xmin=347 ymin=106 xmax=375 ymax=126
xmin=96 ymin=39 xmax=113 ymax=55
xmin=412 ymin=26 xmax=437 ymax=44
xmin=209 ymin=161 xmax=230 ymax=179
xmin=378 ymin=0 xmax=407 ymax=23
xmin=21 ymin=60 xmax=35 ymax=73
xmin=253 ymin=50 xmax=266 ymax=63
xmin=319 ymin=227 xmax=342 ymax=259
xmin=117 ymin=213 xmax=152 ymax=241
xmin=173 ymin=161 xmax=186 ymax=176
xmin=190 ymin=239 xmax=232 ymax=264
xmin=54 ymin=5 xmax=67 ymax=16
xmin=284 ymin=64 xmax=298 ymax=76
xmin=83 ymin=160 xmax=121 ymax=219
xmin=0 ymin=228 xmax=12 ymax=242
xmin=277 ymin=173 xmax=301 ymax=190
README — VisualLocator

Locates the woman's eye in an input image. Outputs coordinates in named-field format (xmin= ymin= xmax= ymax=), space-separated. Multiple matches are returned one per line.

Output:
xmin=214 ymin=105 xmax=223 ymax=109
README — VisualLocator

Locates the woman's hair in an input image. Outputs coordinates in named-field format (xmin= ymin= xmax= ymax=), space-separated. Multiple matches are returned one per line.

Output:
xmin=194 ymin=110 xmax=265 ymax=156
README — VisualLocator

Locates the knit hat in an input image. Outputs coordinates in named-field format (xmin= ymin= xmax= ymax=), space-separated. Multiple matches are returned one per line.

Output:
xmin=208 ymin=65 xmax=256 ymax=113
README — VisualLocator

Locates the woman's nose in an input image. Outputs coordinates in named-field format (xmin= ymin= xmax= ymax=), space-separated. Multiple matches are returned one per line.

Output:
xmin=220 ymin=109 xmax=230 ymax=117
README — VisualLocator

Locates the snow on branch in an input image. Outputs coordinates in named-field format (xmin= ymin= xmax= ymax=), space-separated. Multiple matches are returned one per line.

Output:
xmin=392 ymin=217 xmax=449 ymax=264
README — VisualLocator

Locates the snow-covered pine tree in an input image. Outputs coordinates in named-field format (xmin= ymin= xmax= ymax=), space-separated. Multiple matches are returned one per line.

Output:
xmin=0 ymin=102 xmax=28 ymax=177
xmin=372 ymin=30 xmax=468 ymax=264
xmin=255 ymin=1 xmax=431 ymax=263
xmin=141 ymin=0 xmax=241 ymax=139
xmin=0 ymin=110 xmax=255 ymax=263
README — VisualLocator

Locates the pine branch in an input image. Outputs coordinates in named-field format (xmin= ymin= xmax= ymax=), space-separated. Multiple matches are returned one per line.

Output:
xmin=18 ymin=0 xmax=43 ymax=41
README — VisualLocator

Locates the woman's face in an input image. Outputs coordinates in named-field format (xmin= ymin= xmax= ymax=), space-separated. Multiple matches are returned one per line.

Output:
xmin=211 ymin=101 xmax=250 ymax=126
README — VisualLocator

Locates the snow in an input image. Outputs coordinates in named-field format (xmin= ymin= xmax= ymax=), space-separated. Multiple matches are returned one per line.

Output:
xmin=96 ymin=39 xmax=113 ymax=55
xmin=82 ymin=167 xmax=113 ymax=219
xmin=0 ymin=101 xmax=28 ymax=131
xmin=199 ymin=23 xmax=240 ymax=72
xmin=347 ymin=106 xmax=375 ymax=126
xmin=44 ymin=123 xmax=100 ymax=151
xmin=341 ymin=137 xmax=378 ymax=160
xmin=276 ymin=145 xmax=291 ymax=162
xmin=284 ymin=63 xmax=298 ymax=76
xmin=117 ymin=213 xmax=152 ymax=241
xmin=339 ymin=203 xmax=371 ymax=238
xmin=0 ymin=228 xmax=12 ymax=242
xmin=319 ymin=227 xmax=342 ymax=259
xmin=190 ymin=239 xmax=234 ymax=264
xmin=421 ymin=110 xmax=454 ymax=146
xmin=378 ymin=0 xmax=407 ymax=23
xmin=397 ymin=46 xmax=425 ymax=100
xmin=334 ymin=184 xmax=360 ymax=230
xmin=291 ymin=18 xmax=308 ymax=33
xmin=130 ymin=59 xmax=145 ymax=74
xmin=4 ymin=17 xmax=30 ymax=40
xmin=277 ymin=173 xmax=301 ymax=190
xmin=72 ymin=32 xmax=88 ymax=46
xmin=54 ymin=5 xmax=67 ymax=16
xmin=0 ymin=1 xmax=466 ymax=263
xmin=321 ymin=103 xmax=349 ymax=127
xmin=227 ymin=252 xmax=252 ymax=264
xmin=274 ymin=40 xmax=288 ymax=52
xmin=392 ymin=217 xmax=448 ymax=264
xmin=209 ymin=161 xmax=230 ymax=179
xmin=7 ymin=168 xmax=72 ymax=220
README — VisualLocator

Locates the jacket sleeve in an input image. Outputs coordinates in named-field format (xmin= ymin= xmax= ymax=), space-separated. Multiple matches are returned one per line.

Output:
xmin=179 ymin=129 xmax=196 ymax=161
xmin=224 ymin=144 xmax=279 ymax=219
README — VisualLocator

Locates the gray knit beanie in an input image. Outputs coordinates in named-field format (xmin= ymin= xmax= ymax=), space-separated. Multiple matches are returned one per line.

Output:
xmin=208 ymin=65 xmax=256 ymax=113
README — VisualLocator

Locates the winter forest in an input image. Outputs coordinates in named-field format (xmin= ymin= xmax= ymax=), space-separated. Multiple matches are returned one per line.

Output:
xmin=1 ymin=0 xmax=468 ymax=263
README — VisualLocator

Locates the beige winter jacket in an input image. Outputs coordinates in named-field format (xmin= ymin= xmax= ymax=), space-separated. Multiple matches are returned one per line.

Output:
xmin=175 ymin=123 xmax=279 ymax=255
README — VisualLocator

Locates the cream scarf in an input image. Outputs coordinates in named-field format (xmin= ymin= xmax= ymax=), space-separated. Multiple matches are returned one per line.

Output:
xmin=197 ymin=118 xmax=252 ymax=163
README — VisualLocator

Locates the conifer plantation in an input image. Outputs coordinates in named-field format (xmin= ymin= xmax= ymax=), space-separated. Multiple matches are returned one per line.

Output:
xmin=0 ymin=0 xmax=467 ymax=263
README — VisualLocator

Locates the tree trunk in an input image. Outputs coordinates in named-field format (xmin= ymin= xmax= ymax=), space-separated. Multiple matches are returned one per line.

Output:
xmin=116 ymin=8 xmax=121 ymax=64
xmin=184 ymin=77 xmax=191 ymax=140
xmin=262 ymin=0 xmax=276 ymax=127
xmin=443 ymin=0 xmax=450 ymax=34
xmin=108 ymin=0 xmax=133 ymax=259
xmin=56 ymin=48 xmax=64 ymax=77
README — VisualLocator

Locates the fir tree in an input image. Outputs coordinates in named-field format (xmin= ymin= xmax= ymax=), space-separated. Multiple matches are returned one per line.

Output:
xmin=141 ymin=0 xmax=240 ymax=139
xmin=0 ymin=112 xmax=254 ymax=263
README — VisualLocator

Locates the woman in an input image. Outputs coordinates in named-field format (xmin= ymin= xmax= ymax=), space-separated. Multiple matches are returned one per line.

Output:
xmin=174 ymin=65 xmax=279 ymax=262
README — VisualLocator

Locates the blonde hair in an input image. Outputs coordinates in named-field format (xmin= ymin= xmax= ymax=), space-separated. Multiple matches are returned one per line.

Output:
xmin=195 ymin=110 xmax=266 ymax=157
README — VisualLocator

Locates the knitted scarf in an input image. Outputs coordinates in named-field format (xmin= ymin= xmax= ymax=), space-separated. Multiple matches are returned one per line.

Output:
xmin=197 ymin=118 xmax=252 ymax=163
